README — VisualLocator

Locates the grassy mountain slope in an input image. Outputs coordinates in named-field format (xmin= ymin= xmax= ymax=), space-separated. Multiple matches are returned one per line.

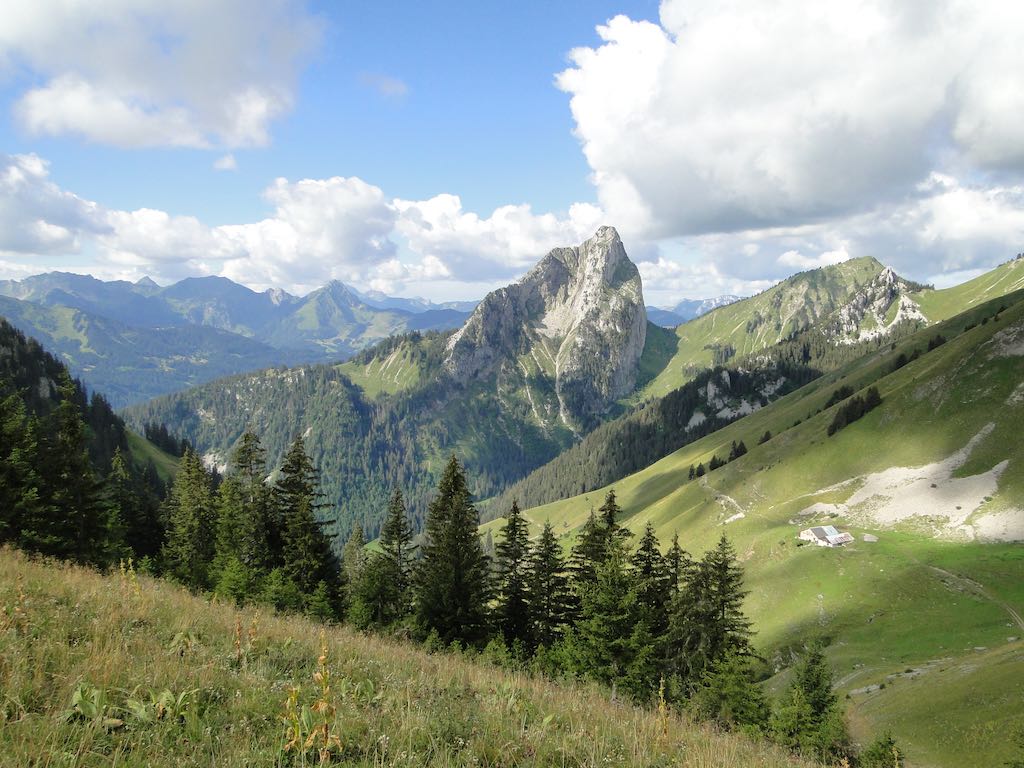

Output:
xmin=916 ymin=255 xmax=1024 ymax=321
xmin=493 ymin=292 xmax=1024 ymax=768
xmin=0 ymin=549 xmax=811 ymax=768
xmin=636 ymin=257 xmax=886 ymax=400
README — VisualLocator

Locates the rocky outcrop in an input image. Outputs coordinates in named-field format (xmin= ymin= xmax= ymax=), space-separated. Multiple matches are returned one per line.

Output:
xmin=444 ymin=226 xmax=647 ymax=429
xmin=825 ymin=267 xmax=927 ymax=344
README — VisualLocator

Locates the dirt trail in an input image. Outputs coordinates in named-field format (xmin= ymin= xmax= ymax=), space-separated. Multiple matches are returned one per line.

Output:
xmin=929 ymin=566 xmax=1024 ymax=632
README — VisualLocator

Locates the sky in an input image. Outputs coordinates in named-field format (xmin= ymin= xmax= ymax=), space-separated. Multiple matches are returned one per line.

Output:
xmin=1 ymin=0 xmax=1023 ymax=306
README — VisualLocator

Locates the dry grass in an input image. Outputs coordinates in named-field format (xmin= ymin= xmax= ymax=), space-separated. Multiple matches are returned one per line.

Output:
xmin=0 ymin=547 xmax=815 ymax=767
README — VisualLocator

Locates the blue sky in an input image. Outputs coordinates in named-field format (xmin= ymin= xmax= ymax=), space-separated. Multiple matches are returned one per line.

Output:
xmin=1 ymin=1 xmax=1022 ymax=303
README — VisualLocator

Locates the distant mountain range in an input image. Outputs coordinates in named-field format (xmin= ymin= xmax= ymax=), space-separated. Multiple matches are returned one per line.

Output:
xmin=0 ymin=272 xmax=475 ymax=406
xmin=646 ymin=295 xmax=743 ymax=327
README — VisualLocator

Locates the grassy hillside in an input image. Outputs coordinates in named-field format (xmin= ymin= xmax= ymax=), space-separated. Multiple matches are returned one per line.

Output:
xmin=916 ymin=255 xmax=1024 ymax=321
xmin=634 ymin=255 xmax=1024 ymax=405
xmin=635 ymin=257 xmax=885 ymax=400
xmin=496 ymin=292 xmax=1024 ymax=768
xmin=0 ymin=549 xmax=812 ymax=768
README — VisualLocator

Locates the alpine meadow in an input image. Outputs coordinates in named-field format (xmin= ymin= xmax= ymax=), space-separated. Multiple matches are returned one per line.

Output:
xmin=2 ymin=2 xmax=1023 ymax=767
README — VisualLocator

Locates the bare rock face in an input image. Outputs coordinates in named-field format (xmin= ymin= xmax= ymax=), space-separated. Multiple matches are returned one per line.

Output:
xmin=825 ymin=267 xmax=926 ymax=344
xmin=444 ymin=226 xmax=646 ymax=429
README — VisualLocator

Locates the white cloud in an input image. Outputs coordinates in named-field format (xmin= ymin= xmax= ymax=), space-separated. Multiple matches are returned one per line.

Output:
xmin=213 ymin=154 xmax=238 ymax=172
xmin=394 ymin=194 xmax=604 ymax=281
xmin=0 ymin=153 xmax=106 ymax=255
xmin=557 ymin=1 xmax=1024 ymax=242
xmin=0 ymin=0 xmax=321 ymax=149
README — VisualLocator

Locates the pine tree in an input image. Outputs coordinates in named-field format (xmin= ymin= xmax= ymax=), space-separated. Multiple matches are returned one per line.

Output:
xmin=667 ymin=536 xmax=752 ymax=688
xmin=414 ymin=455 xmax=491 ymax=645
xmin=378 ymin=489 xmax=416 ymax=619
xmin=162 ymin=449 xmax=216 ymax=589
xmin=276 ymin=437 xmax=338 ymax=602
xmin=526 ymin=521 xmax=572 ymax=648
xmin=494 ymin=500 xmax=532 ymax=648
xmin=598 ymin=490 xmax=632 ymax=548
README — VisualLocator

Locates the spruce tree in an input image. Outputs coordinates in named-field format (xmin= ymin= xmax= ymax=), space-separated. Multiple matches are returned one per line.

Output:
xmin=105 ymin=447 xmax=134 ymax=562
xmin=414 ymin=455 xmax=491 ymax=645
xmin=231 ymin=430 xmax=275 ymax=569
xmin=162 ymin=449 xmax=216 ymax=589
xmin=342 ymin=523 xmax=367 ymax=587
xmin=568 ymin=509 xmax=606 ymax=587
xmin=526 ymin=521 xmax=572 ymax=648
xmin=0 ymin=393 xmax=45 ymax=549
xmin=276 ymin=436 xmax=338 ymax=602
xmin=494 ymin=500 xmax=532 ymax=648
xmin=378 ymin=489 xmax=416 ymax=618
xmin=664 ymin=532 xmax=692 ymax=595
xmin=630 ymin=522 xmax=669 ymax=639
xmin=770 ymin=644 xmax=852 ymax=761
xmin=691 ymin=652 xmax=770 ymax=731
xmin=566 ymin=535 xmax=657 ymax=701
xmin=37 ymin=372 xmax=107 ymax=563
xmin=667 ymin=535 xmax=752 ymax=688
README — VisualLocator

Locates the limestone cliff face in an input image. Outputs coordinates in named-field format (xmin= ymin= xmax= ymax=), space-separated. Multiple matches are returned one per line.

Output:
xmin=444 ymin=226 xmax=646 ymax=429
xmin=825 ymin=266 xmax=927 ymax=344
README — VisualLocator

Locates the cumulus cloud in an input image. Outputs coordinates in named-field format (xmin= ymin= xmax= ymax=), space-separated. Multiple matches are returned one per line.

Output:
xmin=0 ymin=154 xmax=608 ymax=296
xmin=394 ymin=195 xmax=604 ymax=282
xmin=0 ymin=153 xmax=106 ymax=256
xmin=0 ymin=0 xmax=321 ymax=149
xmin=557 ymin=0 xmax=1024 ymax=244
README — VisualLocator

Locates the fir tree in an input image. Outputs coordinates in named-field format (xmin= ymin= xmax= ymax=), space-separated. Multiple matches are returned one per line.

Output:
xmin=35 ymin=372 xmax=108 ymax=563
xmin=232 ymin=430 xmax=276 ymax=569
xmin=0 ymin=393 xmax=45 ymax=549
xmin=377 ymin=489 xmax=416 ymax=619
xmin=414 ymin=455 xmax=491 ymax=645
xmin=342 ymin=523 xmax=367 ymax=587
xmin=663 ymin=532 xmax=692 ymax=595
xmin=568 ymin=509 xmax=606 ymax=588
xmin=770 ymin=644 xmax=852 ymax=761
xmin=494 ymin=500 xmax=532 ymax=648
xmin=667 ymin=536 xmax=752 ymax=688
xmin=691 ymin=652 xmax=770 ymax=731
xmin=276 ymin=437 xmax=338 ymax=601
xmin=526 ymin=521 xmax=572 ymax=648
xmin=104 ymin=447 xmax=134 ymax=562
xmin=162 ymin=449 xmax=216 ymax=589
xmin=630 ymin=522 xmax=669 ymax=639
xmin=860 ymin=732 xmax=905 ymax=768
xmin=566 ymin=535 xmax=657 ymax=701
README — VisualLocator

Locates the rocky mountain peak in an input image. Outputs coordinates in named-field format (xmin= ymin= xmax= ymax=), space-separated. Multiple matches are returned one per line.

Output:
xmin=444 ymin=226 xmax=646 ymax=430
